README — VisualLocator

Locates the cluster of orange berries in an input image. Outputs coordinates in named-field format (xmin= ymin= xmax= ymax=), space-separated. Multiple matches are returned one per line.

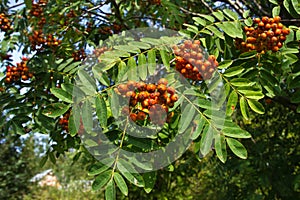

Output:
xmin=236 ymin=16 xmax=290 ymax=53
xmin=59 ymin=111 xmax=84 ymax=135
xmin=59 ymin=112 xmax=70 ymax=132
xmin=30 ymin=0 xmax=47 ymax=17
xmin=115 ymin=79 xmax=177 ymax=125
xmin=149 ymin=0 xmax=161 ymax=5
xmin=28 ymin=30 xmax=61 ymax=50
xmin=72 ymin=49 xmax=86 ymax=61
xmin=98 ymin=23 xmax=123 ymax=35
xmin=29 ymin=0 xmax=48 ymax=27
xmin=172 ymin=40 xmax=218 ymax=80
xmin=5 ymin=58 xmax=33 ymax=84
xmin=94 ymin=46 xmax=109 ymax=62
xmin=0 ymin=13 xmax=12 ymax=32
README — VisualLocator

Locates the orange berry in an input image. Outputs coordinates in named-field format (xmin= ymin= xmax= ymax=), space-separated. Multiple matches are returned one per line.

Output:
xmin=273 ymin=16 xmax=281 ymax=23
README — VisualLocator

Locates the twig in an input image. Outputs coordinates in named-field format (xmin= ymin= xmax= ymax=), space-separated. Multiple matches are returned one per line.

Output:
xmin=109 ymin=0 xmax=129 ymax=29
xmin=224 ymin=0 xmax=244 ymax=16
xmin=7 ymin=2 xmax=25 ymax=10
xmin=199 ymin=0 xmax=214 ymax=13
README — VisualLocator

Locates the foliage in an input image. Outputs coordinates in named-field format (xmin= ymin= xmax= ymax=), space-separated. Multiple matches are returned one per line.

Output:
xmin=1 ymin=0 xmax=300 ymax=199
xmin=0 ymin=133 xmax=37 ymax=199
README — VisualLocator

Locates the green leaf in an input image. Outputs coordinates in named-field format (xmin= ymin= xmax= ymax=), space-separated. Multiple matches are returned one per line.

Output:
xmin=128 ymin=57 xmax=138 ymax=81
xmin=223 ymin=9 xmax=239 ymax=20
xmin=193 ymin=17 xmax=207 ymax=26
xmin=223 ymin=66 xmax=244 ymax=77
xmin=205 ymin=25 xmax=225 ymax=40
xmin=247 ymin=99 xmax=265 ymax=114
xmin=82 ymin=100 xmax=93 ymax=132
xmin=216 ymin=22 xmax=243 ymax=39
xmin=57 ymin=58 xmax=74 ymax=71
xmin=118 ymin=61 xmax=128 ymax=82
xmin=200 ymin=125 xmax=215 ymax=156
xmin=68 ymin=113 xmax=78 ymax=137
xmin=93 ymin=67 xmax=110 ymax=87
xmin=191 ymin=115 xmax=206 ymax=140
xmin=292 ymin=0 xmax=300 ymax=14
xmin=212 ymin=11 xmax=224 ymax=21
xmin=105 ymin=180 xmax=116 ymax=200
xmin=143 ymin=172 xmax=157 ymax=193
xmin=160 ymin=50 xmax=170 ymax=70
xmin=92 ymin=170 xmax=112 ymax=191
xmin=218 ymin=60 xmax=233 ymax=69
xmin=244 ymin=91 xmax=264 ymax=100
xmin=243 ymin=10 xmax=250 ymax=18
xmin=244 ymin=18 xmax=253 ymax=27
xmin=96 ymin=95 xmax=107 ymax=127
xmin=77 ymin=69 xmax=97 ymax=94
xmin=138 ymin=53 xmax=148 ymax=80
xmin=284 ymin=0 xmax=300 ymax=17
xmin=114 ymin=45 xmax=140 ymax=53
xmin=42 ymin=103 xmax=70 ymax=118
xmin=269 ymin=0 xmax=278 ymax=5
xmin=215 ymin=134 xmax=227 ymax=163
xmin=109 ymin=89 xmax=120 ymax=118
xmin=226 ymin=90 xmax=238 ymax=116
xmin=50 ymin=88 xmax=73 ymax=103
xmin=128 ymin=41 xmax=151 ymax=49
xmin=63 ymin=61 xmax=80 ymax=73
xmin=140 ymin=38 xmax=161 ymax=45
xmin=179 ymin=103 xmax=196 ymax=134
xmin=88 ymin=158 xmax=114 ymax=176
xmin=200 ymin=14 xmax=215 ymax=22
xmin=272 ymin=6 xmax=281 ymax=17
xmin=48 ymin=151 xmax=56 ymax=164
xmin=183 ymin=23 xmax=199 ymax=34
xmin=117 ymin=159 xmax=145 ymax=187
xmin=239 ymin=51 xmax=257 ymax=59
xmin=222 ymin=127 xmax=252 ymax=138
xmin=231 ymin=78 xmax=255 ymax=87
xmin=61 ymin=83 xmax=74 ymax=95
xmin=39 ymin=154 xmax=48 ymax=168
xmin=239 ymin=97 xmax=249 ymax=120
xmin=113 ymin=173 xmax=128 ymax=196
xmin=147 ymin=49 xmax=156 ymax=75
xmin=226 ymin=138 xmax=248 ymax=159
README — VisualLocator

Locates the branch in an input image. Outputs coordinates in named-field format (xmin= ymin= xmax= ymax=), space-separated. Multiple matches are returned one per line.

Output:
xmin=251 ymin=0 xmax=270 ymax=16
xmin=7 ymin=2 xmax=25 ymax=10
xmin=223 ymin=0 xmax=244 ymax=16
xmin=199 ymin=0 xmax=214 ymax=13
xmin=109 ymin=0 xmax=129 ymax=29
xmin=179 ymin=7 xmax=211 ymax=17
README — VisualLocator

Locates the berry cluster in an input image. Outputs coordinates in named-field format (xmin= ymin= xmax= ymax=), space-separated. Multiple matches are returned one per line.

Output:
xmin=59 ymin=111 xmax=85 ymax=135
xmin=115 ymin=79 xmax=177 ymax=126
xmin=30 ymin=0 xmax=47 ymax=17
xmin=29 ymin=0 xmax=48 ymax=27
xmin=28 ymin=30 xmax=61 ymax=50
xmin=72 ymin=49 xmax=86 ymax=61
xmin=235 ymin=16 xmax=290 ymax=53
xmin=98 ymin=23 xmax=123 ymax=35
xmin=5 ymin=58 xmax=33 ymax=84
xmin=149 ymin=0 xmax=161 ymax=5
xmin=172 ymin=40 xmax=218 ymax=80
xmin=0 ymin=13 xmax=12 ymax=32
xmin=59 ymin=112 xmax=70 ymax=132
xmin=94 ymin=46 xmax=110 ymax=62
